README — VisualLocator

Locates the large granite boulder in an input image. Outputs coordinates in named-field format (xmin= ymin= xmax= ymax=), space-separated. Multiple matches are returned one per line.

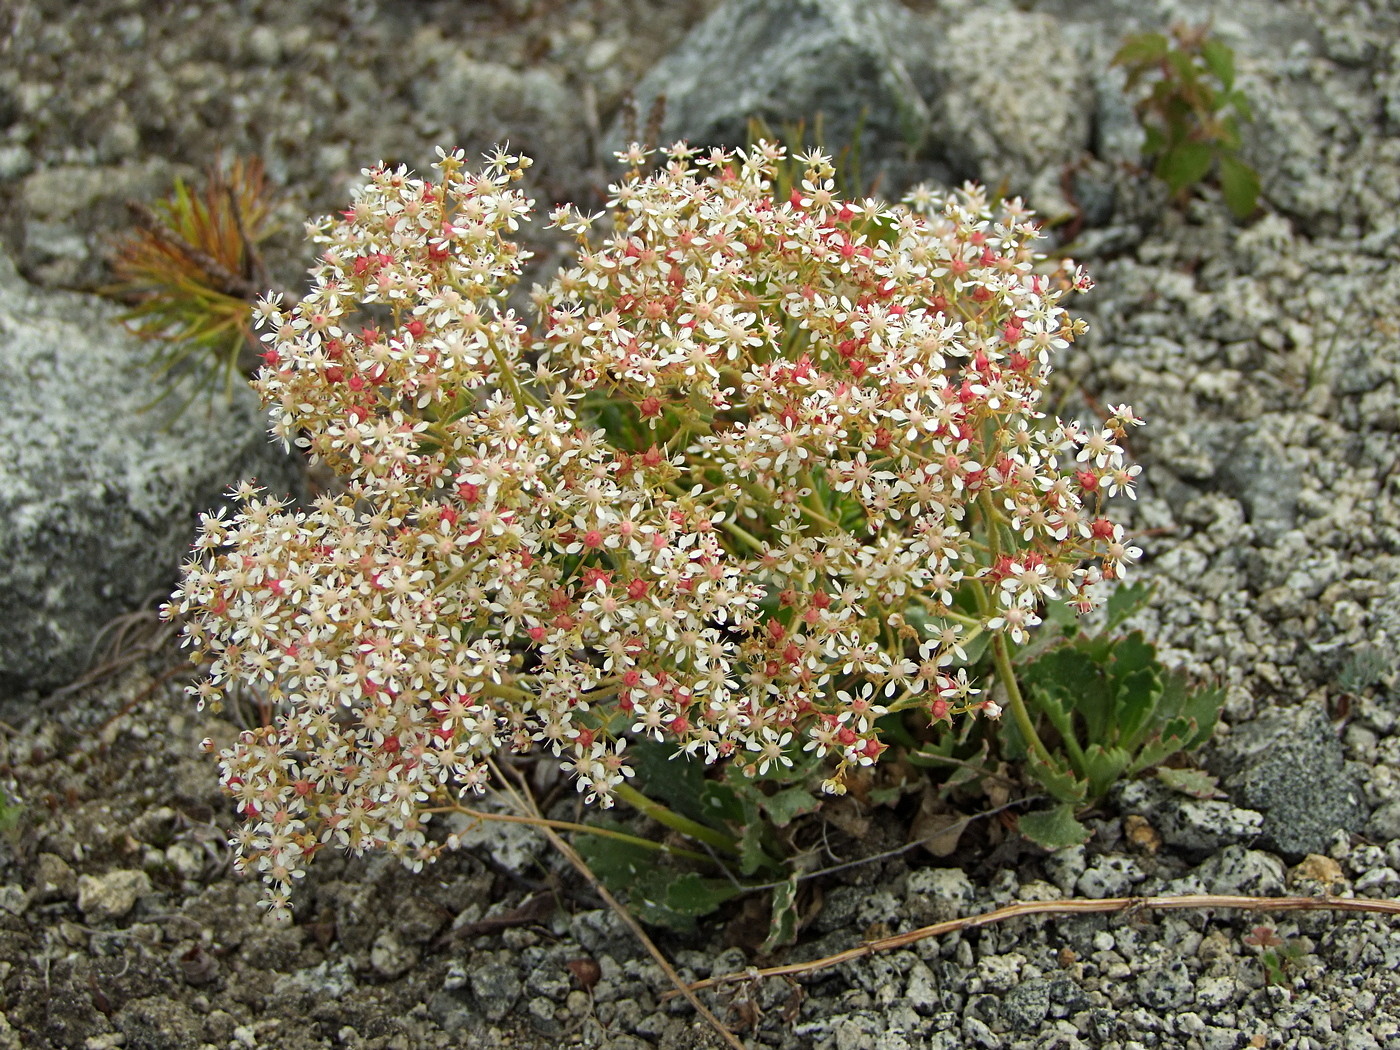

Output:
xmin=0 ymin=249 xmax=305 ymax=695
xmin=622 ymin=0 xmax=1095 ymax=211
xmin=622 ymin=0 xmax=933 ymax=185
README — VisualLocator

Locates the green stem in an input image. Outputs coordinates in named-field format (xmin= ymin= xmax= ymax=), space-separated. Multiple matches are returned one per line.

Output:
xmin=991 ymin=631 xmax=1056 ymax=770
xmin=912 ymin=594 xmax=983 ymax=628
xmin=612 ymin=782 xmax=741 ymax=856
xmin=968 ymin=577 xmax=1055 ymax=771
xmin=799 ymin=469 xmax=834 ymax=532
xmin=720 ymin=518 xmax=767 ymax=556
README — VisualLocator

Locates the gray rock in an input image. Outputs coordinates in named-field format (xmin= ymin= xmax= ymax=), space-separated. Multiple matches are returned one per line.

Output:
xmin=76 ymin=868 xmax=152 ymax=923
xmin=1076 ymin=854 xmax=1146 ymax=897
xmin=1368 ymin=799 xmax=1400 ymax=842
xmin=369 ymin=928 xmax=418 ymax=980
xmin=0 ymin=251 xmax=305 ymax=694
xmin=1043 ymin=845 xmax=1087 ymax=895
xmin=30 ymin=852 xmax=77 ymax=902
xmin=412 ymin=58 xmax=588 ymax=175
xmin=1135 ymin=958 xmax=1193 ymax=1011
xmin=1218 ymin=706 xmax=1368 ymax=857
xmin=1192 ymin=846 xmax=1286 ymax=897
xmin=1194 ymin=975 xmax=1242 ymax=1010
xmin=16 ymin=160 xmax=184 ymax=289
xmin=624 ymin=0 xmax=930 ymax=179
xmin=903 ymin=959 xmax=941 ymax=1015
xmin=1200 ymin=1025 xmax=1244 ymax=1050
xmin=905 ymin=867 xmax=977 ymax=925
xmin=1194 ymin=420 xmax=1301 ymax=543
xmin=426 ymin=986 xmax=480 ymax=1036
xmin=960 ymin=1014 xmax=1002 ymax=1049
xmin=919 ymin=9 xmax=1091 ymax=210
xmin=1116 ymin=779 xmax=1264 ymax=854
xmin=113 ymin=996 xmax=200 ymax=1050
xmin=470 ymin=951 xmax=524 ymax=1023
xmin=1000 ymin=978 xmax=1051 ymax=1031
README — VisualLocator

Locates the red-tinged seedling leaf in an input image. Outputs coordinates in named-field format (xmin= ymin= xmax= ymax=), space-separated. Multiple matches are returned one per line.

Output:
xmin=1112 ymin=32 xmax=1170 ymax=73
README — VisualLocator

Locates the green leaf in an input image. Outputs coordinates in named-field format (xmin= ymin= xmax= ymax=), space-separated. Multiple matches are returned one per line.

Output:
xmin=1156 ymin=766 xmax=1222 ymax=798
xmin=1114 ymin=666 xmax=1164 ymax=752
xmin=720 ymin=778 xmax=777 ymax=875
xmin=1025 ymin=751 xmax=1088 ymax=805
xmin=627 ymin=739 xmax=711 ymax=824
xmin=700 ymin=781 xmax=746 ymax=825
xmin=761 ymin=875 xmax=801 ymax=952
xmin=1036 ymin=593 xmax=1082 ymax=638
xmin=1112 ymin=32 xmax=1170 ymax=71
xmin=738 ymin=821 xmax=775 ymax=877
xmin=662 ymin=873 xmax=745 ymax=918
xmin=1218 ymin=153 xmax=1261 ymax=220
xmin=1105 ymin=582 xmax=1153 ymax=632
xmin=1181 ymin=684 xmax=1225 ymax=750
xmin=1154 ymin=670 xmax=1224 ymax=751
xmin=575 ymin=819 xmax=654 ymax=885
xmin=760 ymin=786 xmax=821 ymax=828
xmin=1019 ymin=803 xmax=1091 ymax=850
xmin=1157 ymin=140 xmax=1216 ymax=194
xmin=1080 ymin=744 xmax=1131 ymax=799
xmin=1020 ymin=650 xmax=1079 ymax=727
xmin=1108 ymin=631 xmax=1156 ymax=682
xmin=1167 ymin=49 xmax=1202 ymax=88
xmin=1226 ymin=89 xmax=1254 ymax=123
xmin=574 ymin=821 xmax=745 ymax=931
xmin=1130 ymin=714 xmax=1205 ymax=773
xmin=876 ymin=711 xmax=917 ymax=748
xmin=1141 ymin=124 xmax=1167 ymax=162
xmin=1200 ymin=38 xmax=1236 ymax=91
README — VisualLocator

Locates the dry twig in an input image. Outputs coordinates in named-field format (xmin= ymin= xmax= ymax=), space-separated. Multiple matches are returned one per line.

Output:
xmin=674 ymin=893 xmax=1400 ymax=997
xmin=488 ymin=759 xmax=749 ymax=1050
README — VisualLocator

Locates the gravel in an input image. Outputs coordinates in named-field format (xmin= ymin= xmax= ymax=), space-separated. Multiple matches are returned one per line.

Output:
xmin=3 ymin=0 xmax=1400 ymax=1048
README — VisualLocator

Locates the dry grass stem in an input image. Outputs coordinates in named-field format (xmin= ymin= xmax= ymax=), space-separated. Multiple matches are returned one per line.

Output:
xmin=675 ymin=893 xmax=1400 ymax=997
xmin=489 ymin=760 xmax=749 ymax=1050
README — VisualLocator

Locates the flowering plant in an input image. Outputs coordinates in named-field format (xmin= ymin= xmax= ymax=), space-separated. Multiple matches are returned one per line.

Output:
xmin=164 ymin=143 xmax=1144 ymax=917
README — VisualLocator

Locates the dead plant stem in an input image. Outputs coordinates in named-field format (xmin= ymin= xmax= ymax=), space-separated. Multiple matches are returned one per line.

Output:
xmin=672 ymin=893 xmax=1400 ymax=997
xmin=488 ymin=760 xmax=748 ymax=1050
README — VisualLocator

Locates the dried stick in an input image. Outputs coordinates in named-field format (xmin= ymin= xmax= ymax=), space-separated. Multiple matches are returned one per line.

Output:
xmin=674 ymin=893 xmax=1400 ymax=997
xmin=125 ymin=200 xmax=265 ymax=302
xmin=489 ymin=760 xmax=749 ymax=1050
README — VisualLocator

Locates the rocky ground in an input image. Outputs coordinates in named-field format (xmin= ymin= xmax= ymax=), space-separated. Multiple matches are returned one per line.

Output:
xmin=2 ymin=1 xmax=1400 ymax=1048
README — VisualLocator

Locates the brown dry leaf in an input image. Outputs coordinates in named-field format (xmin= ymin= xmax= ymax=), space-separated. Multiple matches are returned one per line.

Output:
xmin=567 ymin=957 xmax=602 ymax=991
xmin=820 ymin=794 xmax=872 ymax=840
xmin=909 ymin=785 xmax=965 ymax=858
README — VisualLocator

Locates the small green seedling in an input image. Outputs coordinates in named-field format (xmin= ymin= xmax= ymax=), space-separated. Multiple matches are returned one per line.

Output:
xmin=1113 ymin=23 xmax=1261 ymax=219
xmin=1244 ymin=925 xmax=1307 ymax=987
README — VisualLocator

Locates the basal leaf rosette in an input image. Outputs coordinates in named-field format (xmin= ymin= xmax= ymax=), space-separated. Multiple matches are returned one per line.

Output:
xmin=165 ymin=144 xmax=1143 ymax=916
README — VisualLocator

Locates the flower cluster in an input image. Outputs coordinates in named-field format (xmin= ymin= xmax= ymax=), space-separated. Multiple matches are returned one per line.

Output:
xmin=165 ymin=143 xmax=1142 ymax=916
